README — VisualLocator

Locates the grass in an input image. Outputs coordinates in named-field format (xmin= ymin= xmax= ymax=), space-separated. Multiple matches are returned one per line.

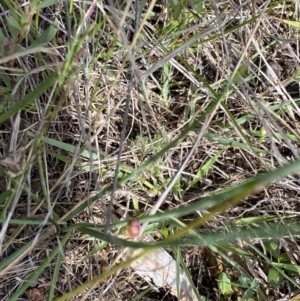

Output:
xmin=1 ymin=0 xmax=300 ymax=300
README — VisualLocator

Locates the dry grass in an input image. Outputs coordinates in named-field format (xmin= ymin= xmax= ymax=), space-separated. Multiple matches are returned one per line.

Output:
xmin=1 ymin=0 xmax=300 ymax=300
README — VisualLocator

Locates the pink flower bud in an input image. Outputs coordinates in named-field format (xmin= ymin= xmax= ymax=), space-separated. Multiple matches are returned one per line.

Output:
xmin=127 ymin=220 xmax=140 ymax=238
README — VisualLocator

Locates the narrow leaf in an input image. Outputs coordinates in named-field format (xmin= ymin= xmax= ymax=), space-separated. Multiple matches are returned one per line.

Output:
xmin=7 ymin=15 xmax=21 ymax=31
xmin=282 ymin=19 xmax=300 ymax=28
xmin=29 ymin=20 xmax=59 ymax=49
xmin=7 ymin=233 xmax=70 ymax=301
xmin=37 ymin=0 xmax=60 ymax=9
xmin=186 ymin=149 xmax=223 ymax=191
xmin=0 ymin=72 xmax=57 ymax=123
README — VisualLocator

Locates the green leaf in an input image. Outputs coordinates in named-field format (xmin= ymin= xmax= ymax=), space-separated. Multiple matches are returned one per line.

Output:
xmin=219 ymin=244 xmax=253 ymax=258
xmin=234 ymin=215 xmax=279 ymax=225
xmin=173 ymin=5 xmax=182 ymax=20
xmin=37 ymin=0 xmax=60 ymax=9
xmin=7 ymin=16 xmax=20 ymax=40
xmin=186 ymin=149 xmax=224 ymax=191
xmin=190 ymin=0 xmax=204 ymax=14
xmin=0 ymin=28 xmax=5 ymax=44
xmin=160 ymin=225 xmax=169 ymax=238
xmin=278 ymin=253 xmax=291 ymax=263
xmin=217 ymin=272 xmax=233 ymax=295
xmin=268 ymin=267 xmax=283 ymax=288
xmin=0 ymin=241 xmax=32 ymax=272
xmin=243 ymin=289 xmax=255 ymax=301
xmin=165 ymin=20 xmax=179 ymax=34
xmin=0 ymin=70 xmax=12 ymax=89
xmin=7 ymin=15 xmax=21 ymax=31
xmin=28 ymin=134 xmax=99 ymax=160
xmin=239 ymin=275 xmax=251 ymax=286
xmin=282 ymin=19 xmax=300 ymax=28
xmin=249 ymin=278 xmax=260 ymax=290
xmin=172 ymin=178 xmax=183 ymax=194
xmin=0 ymin=189 xmax=13 ymax=206
xmin=7 ymin=233 xmax=70 ymax=301
xmin=264 ymin=240 xmax=280 ymax=260
xmin=242 ymin=278 xmax=260 ymax=300
xmin=132 ymin=196 xmax=139 ymax=211
xmin=293 ymin=67 xmax=300 ymax=81
xmin=272 ymin=262 xmax=300 ymax=273
xmin=0 ymin=189 xmax=14 ymax=218
xmin=204 ymin=133 xmax=267 ymax=154
xmin=48 ymin=248 xmax=62 ymax=301
xmin=29 ymin=20 xmax=59 ymax=49
xmin=0 ymin=72 xmax=57 ymax=123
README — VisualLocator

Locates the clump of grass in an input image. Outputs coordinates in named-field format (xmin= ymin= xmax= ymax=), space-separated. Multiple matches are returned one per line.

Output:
xmin=1 ymin=0 xmax=300 ymax=301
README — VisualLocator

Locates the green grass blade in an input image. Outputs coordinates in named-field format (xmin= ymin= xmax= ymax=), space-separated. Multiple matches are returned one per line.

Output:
xmin=7 ymin=232 xmax=70 ymax=301
xmin=0 ymin=72 xmax=57 ymax=123
xmin=48 ymin=248 xmax=63 ymax=301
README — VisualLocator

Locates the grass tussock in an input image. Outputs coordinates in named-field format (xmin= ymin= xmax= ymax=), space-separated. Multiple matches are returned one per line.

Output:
xmin=1 ymin=0 xmax=300 ymax=300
